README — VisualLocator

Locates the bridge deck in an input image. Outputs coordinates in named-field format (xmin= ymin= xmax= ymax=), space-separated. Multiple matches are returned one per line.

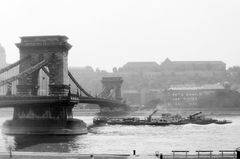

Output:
xmin=0 ymin=95 xmax=127 ymax=108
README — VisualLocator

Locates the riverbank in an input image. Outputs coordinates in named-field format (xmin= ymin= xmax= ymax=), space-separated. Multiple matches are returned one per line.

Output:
xmin=0 ymin=151 xmax=237 ymax=159
xmin=0 ymin=152 xmax=129 ymax=159
xmin=75 ymin=108 xmax=240 ymax=117
xmin=73 ymin=107 xmax=240 ymax=116
xmin=1 ymin=108 xmax=240 ymax=118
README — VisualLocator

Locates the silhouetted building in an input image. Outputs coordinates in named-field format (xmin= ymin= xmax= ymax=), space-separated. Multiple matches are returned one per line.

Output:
xmin=122 ymin=62 xmax=160 ymax=72
xmin=69 ymin=66 xmax=95 ymax=78
xmin=161 ymin=58 xmax=226 ymax=72
xmin=122 ymin=88 xmax=163 ymax=105
xmin=122 ymin=90 xmax=141 ymax=105
xmin=141 ymin=88 xmax=163 ymax=104
xmin=0 ymin=44 xmax=8 ymax=68
xmin=120 ymin=59 xmax=226 ymax=73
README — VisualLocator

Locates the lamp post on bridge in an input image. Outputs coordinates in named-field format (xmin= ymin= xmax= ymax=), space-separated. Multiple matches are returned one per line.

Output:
xmin=42 ymin=77 xmax=45 ymax=95
xmin=6 ymin=82 xmax=12 ymax=96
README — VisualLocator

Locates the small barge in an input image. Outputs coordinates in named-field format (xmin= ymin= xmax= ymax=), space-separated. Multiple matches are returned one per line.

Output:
xmin=106 ymin=109 xmax=190 ymax=126
xmin=93 ymin=110 xmax=232 ymax=126
xmin=93 ymin=117 xmax=109 ymax=125
xmin=106 ymin=117 xmax=172 ymax=126
xmin=183 ymin=111 xmax=232 ymax=125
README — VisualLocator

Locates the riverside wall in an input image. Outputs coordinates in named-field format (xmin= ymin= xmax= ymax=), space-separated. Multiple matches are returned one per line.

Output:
xmin=0 ymin=151 xmax=238 ymax=159
xmin=1 ymin=108 xmax=240 ymax=118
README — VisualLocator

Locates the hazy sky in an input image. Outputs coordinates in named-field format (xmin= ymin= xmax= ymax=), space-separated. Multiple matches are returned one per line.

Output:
xmin=0 ymin=0 xmax=240 ymax=72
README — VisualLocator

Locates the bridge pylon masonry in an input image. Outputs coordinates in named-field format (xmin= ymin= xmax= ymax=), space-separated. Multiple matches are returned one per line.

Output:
xmin=97 ymin=77 xmax=131 ymax=116
xmin=2 ymin=35 xmax=88 ymax=135
xmin=101 ymin=77 xmax=123 ymax=101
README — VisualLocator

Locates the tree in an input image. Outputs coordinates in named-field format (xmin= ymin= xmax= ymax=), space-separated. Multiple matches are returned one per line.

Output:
xmin=112 ymin=67 xmax=118 ymax=73
xmin=118 ymin=67 xmax=123 ymax=72
xmin=228 ymin=66 xmax=240 ymax=72
xmin=100 ymin=70 xmax=108 ymax=76
xmin=197 ymin=90 xmax=240 ymax=108
xmin=96 ymin=68 xmax=100 ymax=74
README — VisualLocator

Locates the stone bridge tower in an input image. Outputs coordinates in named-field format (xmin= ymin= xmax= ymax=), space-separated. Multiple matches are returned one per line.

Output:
xmin=2 ymin=35 xmax=88 ymax=135
xmin=101 ymin=77 xmax=123 ymax=101
xmin=15 ymin=36 xmax=72 ymax=96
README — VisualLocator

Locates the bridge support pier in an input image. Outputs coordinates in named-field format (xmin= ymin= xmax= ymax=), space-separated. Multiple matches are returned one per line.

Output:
xmin=98 ymin=102 xmax=130 ymax=116
xmin=1 ymin=35 xmax=88 ymax=135
xmin=2 ymin=104 xmax=87 ymax=135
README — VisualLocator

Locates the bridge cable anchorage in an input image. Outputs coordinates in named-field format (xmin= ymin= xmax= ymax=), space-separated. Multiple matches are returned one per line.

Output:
xmin=68 ymin=71 xmax=93 ymax=97
xmin=0 ymin=55 xmax=31 ymax=75
xmin=0 ymin=55 xmax=54 ymax=87
xmin=105 ymin=86 xmax=117 ymax=100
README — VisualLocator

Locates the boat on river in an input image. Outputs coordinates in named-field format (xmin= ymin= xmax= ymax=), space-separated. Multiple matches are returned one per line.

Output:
xmin=93 ymin=110 xmax=232 ymax=126
xmin=105 ymin=109 xmax=188 ymax=126
xmin=182 ymin=111 xmax=232 ymax=125
xmin=106 ymin=117 xmax=171 ymax=126
xmin=215 ymin=120 xmax=232 ymax=124
xmin=93 ymin=117 xmax=109 ymax=125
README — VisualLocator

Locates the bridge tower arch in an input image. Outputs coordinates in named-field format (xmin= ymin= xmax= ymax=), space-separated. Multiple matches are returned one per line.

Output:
xmin=101 ymin=77 xmax=123 ymax=101
xmin=15 ymin=36 xmax=72 ymax=96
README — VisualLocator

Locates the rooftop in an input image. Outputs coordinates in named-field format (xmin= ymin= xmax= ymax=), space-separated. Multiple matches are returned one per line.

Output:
xmin=168 ymin=84 xmax=225 ymax=91
xmin=123 ymin=62 xmax=159 ymax=67
xmin=172 ymin=61 xmax=225 ymax=65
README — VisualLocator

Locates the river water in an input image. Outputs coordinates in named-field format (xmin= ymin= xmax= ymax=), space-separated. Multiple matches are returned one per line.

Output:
xmin=0 ymin=115 xmax=239 ymax=155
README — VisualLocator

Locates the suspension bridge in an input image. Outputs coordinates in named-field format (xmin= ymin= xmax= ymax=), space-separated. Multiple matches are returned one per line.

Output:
xmin=0 ymin=35 xmax=130 ymax=135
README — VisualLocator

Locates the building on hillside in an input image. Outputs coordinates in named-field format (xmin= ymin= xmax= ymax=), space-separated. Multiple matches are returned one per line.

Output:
xmin=69 ymin=66 xmax=95 ymax=78
xmin=141 ymin=88 xmax=163 ymax=105
xmin=122 ymin=90 xmax=141 ymax=105
xmin=122 ymin=88 xmax=163 ymax=105
xmin=121 ymin=62 xmax=160 ymax=72
xmin=0 ymin=44 xmax=12 ymax=95
xmin=161 ymin=58 xmax=226 ymax=72
xmin=163 ymin=84 xmax=225 ymax=107
xmin=68 ymin=66 xmax=96 ymax=94
xmin=117 ymin=58 xmax=226 ymax=77
xmin=0 ymin=44 xmax=8 ymax=68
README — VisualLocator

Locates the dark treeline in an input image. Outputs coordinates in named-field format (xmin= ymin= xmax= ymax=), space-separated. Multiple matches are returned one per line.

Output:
xmin=197 ymin=90 xmax=240 ymax=108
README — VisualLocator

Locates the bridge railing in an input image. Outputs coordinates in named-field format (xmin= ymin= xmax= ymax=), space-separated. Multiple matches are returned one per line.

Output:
xmin=132 ymin=149 xmax=238 ymax=159
xmin=219 ymin=150 xmax=236 ymax=158
xmin=68 ymin=93 xmax=80 ymax=101
xmin=0 ymin=95 xmax=69 ymax=101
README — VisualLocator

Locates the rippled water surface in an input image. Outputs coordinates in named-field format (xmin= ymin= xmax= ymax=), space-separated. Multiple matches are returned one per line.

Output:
xmin=0 ymin=115 xmax=239 ymax=155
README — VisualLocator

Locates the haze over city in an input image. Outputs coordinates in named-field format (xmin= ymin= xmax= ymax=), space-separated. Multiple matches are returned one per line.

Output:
xmin=0 ymin=0 xmax=240 ymax=72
